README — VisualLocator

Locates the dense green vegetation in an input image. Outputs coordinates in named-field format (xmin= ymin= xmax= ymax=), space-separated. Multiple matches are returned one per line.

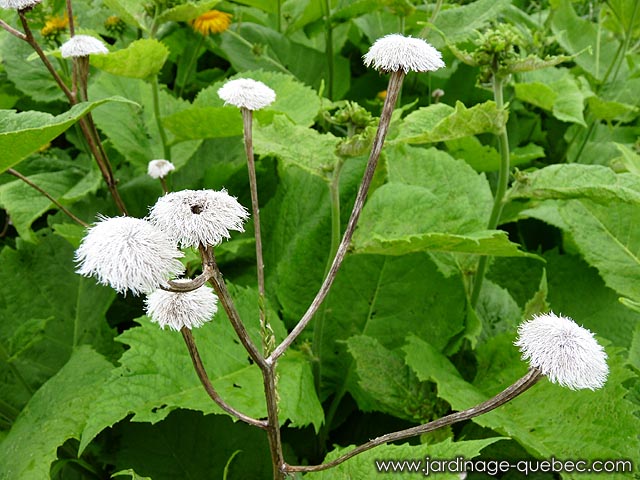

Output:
xmin=0 ymin=0 xmax=639 ymax=478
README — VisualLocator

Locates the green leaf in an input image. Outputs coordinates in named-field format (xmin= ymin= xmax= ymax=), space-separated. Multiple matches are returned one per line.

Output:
xmin=79 ymin=286 xmax=322 ymax=453
xmin=89 ymin=73 xmax=200 ymax=169
xmin=551 ymin=0 xmax=624 ymax=81
xmin=507 ymin=164 xmax=640 ymax=204
xmin=612 ymin=143 xmax=640 ymax=175
xmin=394 ymin=101 xmax=508 ymax=144
xmin=433 ymin=0 xmax=511 ymax=43
xmin=355 ymin=230 xmax=536 ymax=258
xmin=354 ymin=145 xmax=493 ymax=245
xmin=162 ymin=106 xmax=243 ymax=141
xmin=587 ymin=96 xmax=639 ymax=123
xmin=0 ymin=157 xmax=99 ymax=242
xmin=404 ymin=334 xmax=640 ymax=471
xmin=308 ymin=437 xmax=503 ymax=479
xmin=346 ymin=335 xmax=444 ymax=423
xmin=0 ymin=235 xmax=116 ymax=415
xmin=91 ymin=39 xmax=169 ymax=79
xmin=0 ymin=347 xmax=113 ymax=480
xmin=514 ymin=69 xmax=587 ymax=126
xmin=157 ymin=0 xmax=221 ymax=22
xmin=254 ymin=116 xmax=339 ymax=180
xmin=0 ymin=97 xmax=135 ymax=174
xmin=102 ymin=0 xmax=147 ymax=30
xmin=318 ymin=254 xmax=467 ymax=398
xmin=446 ymin=137 xmax=543 ymax=172
xmin=114 ymin=410 xmax=271 ymax=480
xmin=195 ymin=70 xmax=322 ymax=127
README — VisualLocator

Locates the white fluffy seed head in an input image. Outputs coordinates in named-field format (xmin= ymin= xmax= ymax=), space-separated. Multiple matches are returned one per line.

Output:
xmin=75 ymin=216 xmax=185 ymax=296
xmin=145 ymin=281 xmax=218 ymax=331
xmin=0 ymin=0 xmax=41 ymax=10
xmin=217 ymin=78 xmax=276 ymax=110
xmin=515 ymin=312 xmax=609 ymax=390
xmin=147 ymin=159 xmax=175 ymax=179
xmin=148 ymin=189 xmax=249 ymax=248
xmin=363 ymin=34 xmax=445 ymax=73
xmin=60 ymin=34 xmax=109 ymax=58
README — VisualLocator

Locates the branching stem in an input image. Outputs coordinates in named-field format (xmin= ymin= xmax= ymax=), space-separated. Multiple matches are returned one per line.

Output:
xmin=285 ymin=369 xmax=542 ymax=473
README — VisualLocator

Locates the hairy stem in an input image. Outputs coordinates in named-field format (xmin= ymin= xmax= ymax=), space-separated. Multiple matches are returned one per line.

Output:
xmin=285 ymin=369 xmax=542 ymax=473
xmin=241 ymin=108 xmax=270 ymax=355
xmin=470 ymin=74 xmax=509 ymax=307
xmin=199 ymin=245 xmax=265 ymax=368
xmin=6 ymin=169 xmax=88 ymax=227
xmin=263 ymin=364 xmax=285 ymax=479
xmin=269 ymin=70 xmax=406 ymax=362
xmin=181 ymin=328 xmax=267 ymax=429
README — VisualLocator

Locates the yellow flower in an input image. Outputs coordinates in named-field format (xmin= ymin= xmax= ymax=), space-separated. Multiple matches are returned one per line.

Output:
xmin=191 ymin=10 xmax=232 ymax=36
xmin=41 ymin=15 xmax=68 ymax=37
xmin=376 ymin=90 xmax=387 ymax=100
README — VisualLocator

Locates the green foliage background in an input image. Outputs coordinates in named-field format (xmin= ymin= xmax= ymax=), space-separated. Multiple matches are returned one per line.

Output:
xmin=0 ymin=0 xmax=639 ymax=479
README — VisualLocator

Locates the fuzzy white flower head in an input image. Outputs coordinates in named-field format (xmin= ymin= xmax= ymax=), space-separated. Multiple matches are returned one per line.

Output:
xmin=515 ymin=312 xmax=608 ymax=390
xmin=363 ymin=34 xmax=445 ymax=73
xmin=60 ymin=34 xmax=109 ymax=58
xmin=147 ymin=159 xmax=175 ymax=179
xmin=145 ymin=282 xmax=218 ymax=331
xmin=75 ymin=216 xmax=185 ymax=295
xmin=0 ymin=0 xmax=41 ymax=10
xmin=149 ymin=189 xmax=249 ymax=248
xmin=217 ymin=78 xmax=276 ymax=110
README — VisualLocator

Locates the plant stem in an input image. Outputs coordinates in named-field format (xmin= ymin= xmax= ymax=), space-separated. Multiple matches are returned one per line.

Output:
xmin=181 ymin=328 xmax=267 ymax=429
xmin=241 ymin=108 xmax=271 ymax=355
xmin=151 ymin=76 xmax=172 ymax=161
xmin=262 ymin=364 xmax=285 ymax=479
xmin=419 ymin=0 xmax=444 ymax=37
xmin=0 ymin=18 xmax=26 ymax=39
xmin=6 ymin=169 xmax=89 ymax=227
xmin=65 ymin=0 xmax=75 ymax=36
xmin=322 ymin=0 xmax=334 ymax=100
xmin=285 ymin=369 xmax=542 ymax=473
xmin=199 ymin=245 xmax=265 ymax=368
xmin=269 ymin=70 xmax=406 ymax=362
xmin=470 ymin=74 xmax=509 ymax=307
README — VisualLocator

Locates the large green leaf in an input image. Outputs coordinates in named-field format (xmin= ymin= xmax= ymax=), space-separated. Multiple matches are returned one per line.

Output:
xmin=433 ymin=0 xmax=511 ymax=44
xmin=0 ymin=235 xmax=116 ymax=415
xmin=254 ymin=116 xmax=340 ymax=180
xmin=346 ymin=335 xmax=444 ymax=423
xmin=354 ymin=145 xmax=494 ymax=253
xmin=308 ymin=437 xmax=503 ymax=479
xmin=446 ymin=136 xmax=544 ymax=172
xmin=404 ymin=334 xmax=640 ymax=478
xmin=394 ymin=101 xmax=508 ymax=144
xmin=162 ymin=106 xmax=243 ymax=141
xmin=113 ymin=410 xmax=271 ymax=480
xmin=91 ymin=39 xmax=169 ymax=79
xmin=0 ymin=155 xmax=100 ymax=242
xmin=157 ymin=0 xmax=221 ymax=22
xmin=0 ymin=347 xmax=112 ymax=480
xmin=318 ymin=253 xmax=467 ymax=399
xmin=507 ymin=164 xmax=640 ymax=204
xmin=79 ymin=286 xmax=322 ymax=453
xmin=517 ymin=174 xmax=640 ymax=304
xmin=0 ymin=97 xmax=134 ymax=174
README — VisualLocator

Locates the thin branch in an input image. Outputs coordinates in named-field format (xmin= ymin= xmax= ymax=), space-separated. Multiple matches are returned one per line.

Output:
xmin=0 ymin=18 xmax=26 ymax=39
xmin=65 ymin=0 xmax=75 ymax=37
xmin=6 ymin=168 xmax=88 ymax=227
xmin=262 ymin=365 xmax=285 ymax=479
xmin=181 ymin=328 xmax=268 ymax=429
xmin=284 ymin=368 xmax=543 ymax=473
xmin=199 ymin=245 xmax=266 ymax=368
xmin=165 ymin=268 xmax=213 ymax=292
xmin=241 ymin=108 xmax=269 ymax=354
xmin=269 ymin=70 xmax=406 ymax=363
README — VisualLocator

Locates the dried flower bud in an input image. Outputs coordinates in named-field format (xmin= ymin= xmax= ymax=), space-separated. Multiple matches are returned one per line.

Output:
xmin=218 ymin=78 xmax=276 ymax=111
xmin=60 ymin=34 xmax=108 ymax=58
xmin=145 ymin=282 xmax=218 ymax=331
xmin=75 ymin=216 xmax=185 ymax=295
xmin=0 ymin=0 xmax=41 ymax=10
xmin=515 ymin=312 xmax=608 ymax=390
xmin=147 ymin=159 xmax=175 ymax=179
xmin=149 ymin=189 xmax=249 ymax=248
xmin=363 ymin=34 xmax=445 ymax=74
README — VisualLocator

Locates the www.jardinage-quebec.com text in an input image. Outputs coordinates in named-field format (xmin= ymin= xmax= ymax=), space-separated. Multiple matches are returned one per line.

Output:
xmin=374 ymin=456 xmax=634 ymax=476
